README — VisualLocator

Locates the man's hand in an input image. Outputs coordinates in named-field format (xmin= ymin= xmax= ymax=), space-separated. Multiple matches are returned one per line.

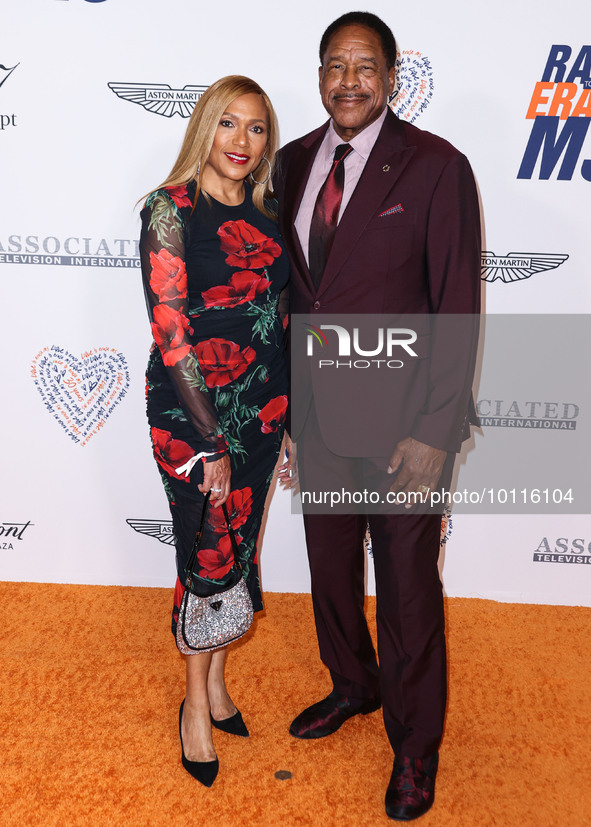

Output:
xmin=198 ymin=455 xmax=231 ymax=507
xmin=387 ymin=437 xmax=446 ymax=507
xmin=276 ymin=433 xmax=299 ymax=492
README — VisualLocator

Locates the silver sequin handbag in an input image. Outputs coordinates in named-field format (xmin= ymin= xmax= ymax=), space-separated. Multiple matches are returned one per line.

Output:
xmin=176 ymin=492 xmax=253 ymax=655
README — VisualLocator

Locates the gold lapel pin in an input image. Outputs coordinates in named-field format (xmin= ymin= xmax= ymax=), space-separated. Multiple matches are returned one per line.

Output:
xmin=382 ymin=164 xmax=390 ymax=172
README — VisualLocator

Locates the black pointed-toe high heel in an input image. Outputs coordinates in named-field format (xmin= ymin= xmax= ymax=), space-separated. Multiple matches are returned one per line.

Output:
xmin=210 ymin=709 xmax=250 ymax=738
xmin=179 ymin=700 xmax=219 ymax=787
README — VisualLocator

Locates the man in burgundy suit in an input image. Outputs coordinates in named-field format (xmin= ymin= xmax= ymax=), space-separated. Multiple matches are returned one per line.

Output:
xmin=274 ymin=11 xmax=481 ymax=821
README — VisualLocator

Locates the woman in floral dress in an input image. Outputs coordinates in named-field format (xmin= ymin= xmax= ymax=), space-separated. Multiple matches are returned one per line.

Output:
xmin=139 ymin=76 xmax=288 ymax=786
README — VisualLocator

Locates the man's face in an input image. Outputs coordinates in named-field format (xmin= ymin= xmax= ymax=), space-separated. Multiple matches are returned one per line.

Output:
xmin=319 ymin=24 xmax=395 ymax=142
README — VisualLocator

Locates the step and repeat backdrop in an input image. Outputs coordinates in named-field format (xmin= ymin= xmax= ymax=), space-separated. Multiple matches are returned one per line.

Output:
xmin=1 ymin=0 xmax=590 ymax=605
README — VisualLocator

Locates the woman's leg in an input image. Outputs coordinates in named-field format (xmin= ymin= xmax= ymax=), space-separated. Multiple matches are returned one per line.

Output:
xmin=181 ymin=652 xmax=216 ymax=762
xmin=182 ymin=646 xmax=239 ymax=759
xmin=207 ymin=647 xmax=238 ymax=721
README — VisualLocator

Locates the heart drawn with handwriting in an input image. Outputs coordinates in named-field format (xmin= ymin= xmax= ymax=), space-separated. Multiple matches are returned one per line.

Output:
xmin=31 ymin=345 xmax=130 ymax=445
xmin=389 ymin=50 xmax=435 ymax=124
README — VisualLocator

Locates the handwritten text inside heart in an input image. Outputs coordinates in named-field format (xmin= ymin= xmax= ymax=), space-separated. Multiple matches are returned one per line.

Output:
xmin=31 ymin=345 xmax=130 ymax=446
xmin=389 ymin=50 xmax=435 ymax=124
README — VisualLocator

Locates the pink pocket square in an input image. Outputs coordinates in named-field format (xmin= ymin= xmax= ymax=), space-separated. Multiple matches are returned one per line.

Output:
xmin=379 ymin=203 xmax=404 ymax=217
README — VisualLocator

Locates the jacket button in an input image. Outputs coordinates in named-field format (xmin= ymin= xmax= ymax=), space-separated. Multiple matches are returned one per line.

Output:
xmin=313 ymin=301 xmax=320 ymax=310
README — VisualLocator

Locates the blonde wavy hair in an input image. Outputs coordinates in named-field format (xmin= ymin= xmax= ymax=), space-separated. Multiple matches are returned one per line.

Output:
xmin=145 ymin=75 xmax=279 ymax=219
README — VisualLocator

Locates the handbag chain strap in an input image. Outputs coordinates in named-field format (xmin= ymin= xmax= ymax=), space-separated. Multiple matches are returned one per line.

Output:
xmin=184 ymin=491 xmax=241 ymax=590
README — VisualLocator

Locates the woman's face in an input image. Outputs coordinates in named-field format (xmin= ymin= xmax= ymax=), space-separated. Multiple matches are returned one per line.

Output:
xmin=204 ymin=93 xmax=269 ymax=188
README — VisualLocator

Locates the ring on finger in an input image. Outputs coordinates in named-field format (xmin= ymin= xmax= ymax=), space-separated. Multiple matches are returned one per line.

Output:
xmin=211 ymin=487 xmax=222 ymax=493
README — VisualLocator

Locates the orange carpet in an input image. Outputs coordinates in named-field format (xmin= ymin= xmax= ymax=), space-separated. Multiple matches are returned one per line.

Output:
xmin=0 ymin=582 xmax=589 ymax=826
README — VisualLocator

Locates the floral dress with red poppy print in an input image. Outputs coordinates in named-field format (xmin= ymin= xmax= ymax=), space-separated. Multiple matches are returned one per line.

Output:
xmin=139 ymin=182 xmax=288 ymax=642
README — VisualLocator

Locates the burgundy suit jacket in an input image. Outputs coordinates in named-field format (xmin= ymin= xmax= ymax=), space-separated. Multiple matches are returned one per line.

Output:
xmin=274 ymin=109 xmax=481 ymax=457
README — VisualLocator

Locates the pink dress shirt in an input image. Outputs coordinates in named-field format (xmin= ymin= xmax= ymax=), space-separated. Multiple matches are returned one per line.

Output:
xmin=294 ymin=108 xmax=388 ymax=266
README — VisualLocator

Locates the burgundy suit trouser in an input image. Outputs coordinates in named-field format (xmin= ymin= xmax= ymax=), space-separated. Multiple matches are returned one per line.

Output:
xmin=298 ymin=405 xmax=451 ymax=758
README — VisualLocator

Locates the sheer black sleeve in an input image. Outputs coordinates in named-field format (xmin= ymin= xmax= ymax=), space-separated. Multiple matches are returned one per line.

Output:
xmin=140 ymin=190 xmax=228 ymax=459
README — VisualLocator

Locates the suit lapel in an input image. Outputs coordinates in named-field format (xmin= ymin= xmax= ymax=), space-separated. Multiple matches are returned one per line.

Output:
xmin=283 ymin=124 xmax=328 ymax=295
xmin=318 ymin=111 xmax=415 ymax=297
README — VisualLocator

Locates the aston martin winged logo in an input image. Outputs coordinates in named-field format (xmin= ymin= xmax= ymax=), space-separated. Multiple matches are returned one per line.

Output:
xmin=481 ymin=251 xmax=568 ymax=283
xmin=108 ymin=82 xmax=208 ymax=118
xmin=126 ymin=519 xmax=175 ymax=545
xmin=0 ymin=63 xmax=19 ymax=90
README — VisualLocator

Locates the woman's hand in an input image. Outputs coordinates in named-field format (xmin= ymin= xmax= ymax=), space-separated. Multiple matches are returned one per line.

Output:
xmin=198 ymin=455 xmax=232 ymax=507
xmin=276 ymin=434 xmax=299 ymax=491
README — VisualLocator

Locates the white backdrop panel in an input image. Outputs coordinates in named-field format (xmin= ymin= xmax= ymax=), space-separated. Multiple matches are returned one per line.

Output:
xmin=1 ymin=0 xmax=590 ymax=605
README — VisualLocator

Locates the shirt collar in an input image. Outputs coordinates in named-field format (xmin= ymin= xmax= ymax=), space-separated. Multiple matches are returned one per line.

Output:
xmin=325 ymin=106 xmax=388 ymax=161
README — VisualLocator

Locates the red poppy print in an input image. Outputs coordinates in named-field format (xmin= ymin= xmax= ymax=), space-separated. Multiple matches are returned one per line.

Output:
xmin=150 ymin=427 xmax=196 ymax=481
xmin=197 ymin=533 xmax=242 ymax=579
xmin=201 ymin=270 xmax=271 ymax=309
xmin=217 ymin=220 xmax=282 ymax=270
xmin=151 ymin=304 xmax=193 ymax=366
xmin=209 ymin=487 xmax=253 ymax=534
xmin=149 ymin=248 xmax=187 ymax=303
xmin=258 ymin=395 xmax=288 ymax=434
xmin=195 ymin=338 xmax=256 ymax=388
xmin=166 ymin=185 xmax=193 ymax=209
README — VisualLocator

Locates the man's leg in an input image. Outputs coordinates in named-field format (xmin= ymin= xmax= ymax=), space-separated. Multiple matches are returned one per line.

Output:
xmin=303 ymin=511 xmax=380 ymax=700
xmin=368 ymin=512 xmax=446 ymax=757
xmin=290 ymin=405 xmax=380 ymax=738
xmin=297 ymin=402 xmax=380 ymax=699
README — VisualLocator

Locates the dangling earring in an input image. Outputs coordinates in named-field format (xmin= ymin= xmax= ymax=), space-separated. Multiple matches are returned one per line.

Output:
xmin=196 ymin=162 xmax=201 ymax=176
xmin=249 ymin=156 xmax=271 ymax=186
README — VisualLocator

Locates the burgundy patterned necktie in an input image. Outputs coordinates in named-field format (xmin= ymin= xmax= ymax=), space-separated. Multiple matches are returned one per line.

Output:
xmin=308 ymin=143 xmax=353 ymax=288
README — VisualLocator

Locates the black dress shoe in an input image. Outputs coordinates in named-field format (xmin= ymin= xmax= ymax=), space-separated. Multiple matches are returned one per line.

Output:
xmin=289 ymin=689 xmax=381 ymax=739
xmin=210 ymin=709 xmax=249 ymax=737
xmin=385 ymin=752 xmax=438 ymax=821
xmin=179 ymin=700 xmax=219 ymax=787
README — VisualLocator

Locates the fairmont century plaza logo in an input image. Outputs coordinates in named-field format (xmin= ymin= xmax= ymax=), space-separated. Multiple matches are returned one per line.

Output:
xmin=0 ymin=521 xmax=33 ymax=551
